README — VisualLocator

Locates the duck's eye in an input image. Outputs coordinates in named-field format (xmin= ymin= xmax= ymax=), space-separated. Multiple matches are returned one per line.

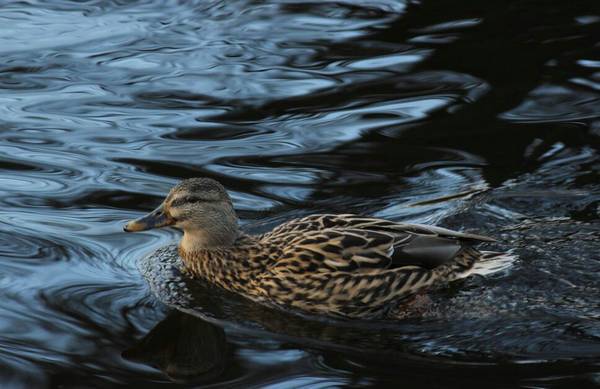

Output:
xmin=170 ymin=196 xmax=208 ymax=208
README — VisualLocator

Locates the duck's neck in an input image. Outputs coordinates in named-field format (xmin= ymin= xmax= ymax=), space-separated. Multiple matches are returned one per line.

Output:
xmin=178 ymin=234 xmax=267 ymax=293
xmin=180 ymin=225 xmax=238 ymax=252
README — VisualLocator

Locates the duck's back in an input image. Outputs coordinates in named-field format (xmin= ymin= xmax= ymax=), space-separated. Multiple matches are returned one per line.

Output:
xmin=249 ymin=214 xmax=506 ymax=318
xmin=259 ymin=214 xmax=494 ymax=271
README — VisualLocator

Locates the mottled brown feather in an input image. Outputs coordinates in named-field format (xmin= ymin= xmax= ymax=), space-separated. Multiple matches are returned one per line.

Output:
xmin=179 ymin=214 xmax=492 ymax=318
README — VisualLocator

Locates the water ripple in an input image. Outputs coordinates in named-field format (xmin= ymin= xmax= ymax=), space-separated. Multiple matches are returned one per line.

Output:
xmin=0 ymin=0 xmax=598 ymax=387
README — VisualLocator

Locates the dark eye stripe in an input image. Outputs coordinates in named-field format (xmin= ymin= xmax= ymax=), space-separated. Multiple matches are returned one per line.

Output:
xmin=170 ymin=196 xmax=217 ymax=207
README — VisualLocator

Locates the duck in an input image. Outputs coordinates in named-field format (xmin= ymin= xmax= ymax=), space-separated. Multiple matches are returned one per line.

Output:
xmin=124 ymin=178 xmax=512 ymax=319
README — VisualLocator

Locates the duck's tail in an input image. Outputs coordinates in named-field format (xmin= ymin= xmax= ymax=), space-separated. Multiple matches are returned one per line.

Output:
xmin=449 ymin=248 xmax=516 ymax=280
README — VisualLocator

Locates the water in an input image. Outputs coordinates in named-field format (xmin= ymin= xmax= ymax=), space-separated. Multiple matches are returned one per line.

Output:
xmin=0 ymin=0 xmax=598 ymax=387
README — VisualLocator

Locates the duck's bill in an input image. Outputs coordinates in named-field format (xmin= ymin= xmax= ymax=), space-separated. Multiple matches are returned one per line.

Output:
xmin=123 ymin=204 xmax=174 ymax=232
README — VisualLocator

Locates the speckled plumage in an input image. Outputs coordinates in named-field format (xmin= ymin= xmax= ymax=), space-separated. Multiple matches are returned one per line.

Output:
xmin=125 ymin=178 xmax=512 ymax=319
xmin=177 ymin=214 xmax=496 ymax=319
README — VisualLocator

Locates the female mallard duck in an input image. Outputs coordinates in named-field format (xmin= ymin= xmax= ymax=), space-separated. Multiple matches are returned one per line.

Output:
xmin=124 ymin=178 xmax=512 ymax=319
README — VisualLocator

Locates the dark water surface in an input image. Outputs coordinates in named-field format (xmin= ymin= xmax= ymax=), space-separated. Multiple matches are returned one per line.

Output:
xmin=1 ymin=0 xmax=599 ymax=387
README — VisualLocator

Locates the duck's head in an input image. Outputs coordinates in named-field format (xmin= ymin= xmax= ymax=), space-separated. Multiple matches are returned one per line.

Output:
xmin=124 ymin=178 xmax=239 ymax=248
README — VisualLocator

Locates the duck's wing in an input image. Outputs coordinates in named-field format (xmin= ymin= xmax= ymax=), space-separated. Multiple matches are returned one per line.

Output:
xmin=265 ymin=214 xmax=495 ymax=242
xmin=267 ymin=215 xmax=495 ymax=271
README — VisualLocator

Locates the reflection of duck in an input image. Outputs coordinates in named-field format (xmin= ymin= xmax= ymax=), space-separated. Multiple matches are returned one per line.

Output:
xmin=125 ymin=178 xmax=512 ymax=319
xmin=122 ymin=311 xmax=227 ymax=383
xmin=121 ymin=306 xmax=421 ymax=385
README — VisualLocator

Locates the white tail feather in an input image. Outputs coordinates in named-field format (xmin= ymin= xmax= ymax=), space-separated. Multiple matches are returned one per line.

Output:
xmin=456 ymin=250 xmax=516 ymax=279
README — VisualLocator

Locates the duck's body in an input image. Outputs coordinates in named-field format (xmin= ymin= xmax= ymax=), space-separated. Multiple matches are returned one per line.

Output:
xmin=125 ymin=178 xmax=512 ymax=319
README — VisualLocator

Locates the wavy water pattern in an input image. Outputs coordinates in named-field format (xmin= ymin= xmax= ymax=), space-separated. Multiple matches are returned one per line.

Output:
xmin=0 ymin=0 xmax=598 ymax=387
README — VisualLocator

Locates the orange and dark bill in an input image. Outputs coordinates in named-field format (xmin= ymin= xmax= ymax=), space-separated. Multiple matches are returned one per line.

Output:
xmin=123 ymin=204 xmax=174 ymax=232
